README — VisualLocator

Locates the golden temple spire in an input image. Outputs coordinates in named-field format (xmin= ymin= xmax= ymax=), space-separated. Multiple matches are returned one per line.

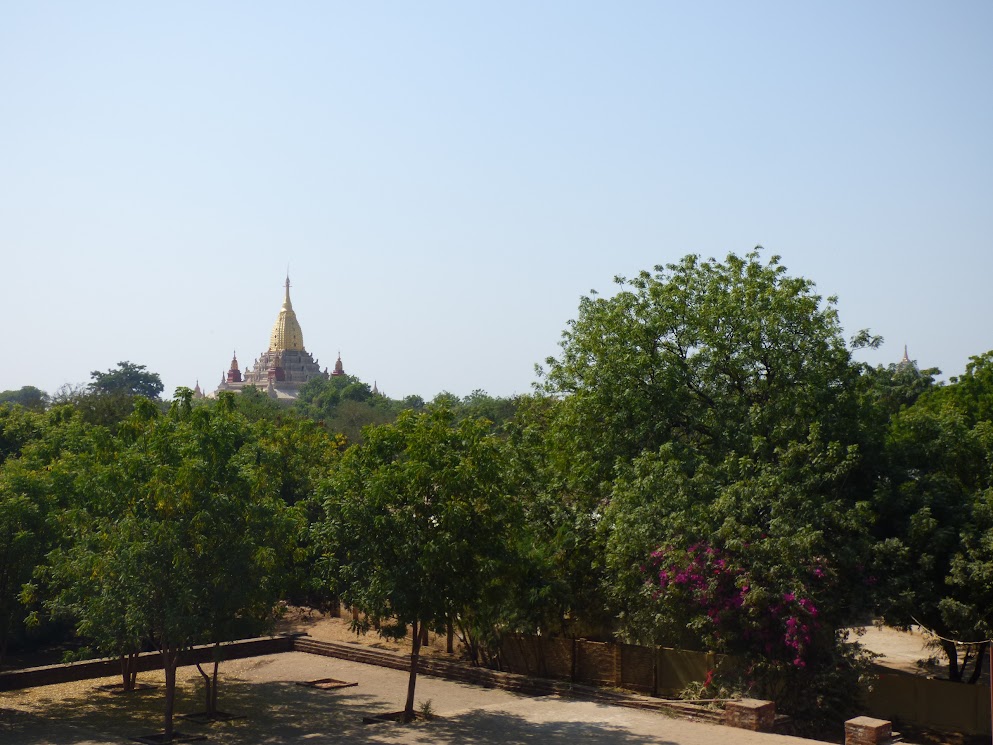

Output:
xmin=269 ymin=275 xmax=305 ymax=352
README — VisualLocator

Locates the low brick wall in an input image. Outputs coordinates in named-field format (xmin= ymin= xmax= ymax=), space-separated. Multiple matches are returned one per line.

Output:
xmin=0 ymin=635 xmax=295 ymax=692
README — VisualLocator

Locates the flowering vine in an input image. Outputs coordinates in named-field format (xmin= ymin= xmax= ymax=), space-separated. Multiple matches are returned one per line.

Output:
xmin=643 ymin=542 xmax=822 ymax=667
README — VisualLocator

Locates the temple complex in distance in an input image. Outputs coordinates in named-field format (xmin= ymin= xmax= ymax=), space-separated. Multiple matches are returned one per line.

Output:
xmin=209 ymin=276 xmax=344 ymax=400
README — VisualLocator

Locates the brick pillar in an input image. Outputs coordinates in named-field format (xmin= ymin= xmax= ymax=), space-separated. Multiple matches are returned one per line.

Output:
xmin=724 ymin=699 xmax=776 ymax=731
xmin=845 ymin=716 xmax=892 ymax=745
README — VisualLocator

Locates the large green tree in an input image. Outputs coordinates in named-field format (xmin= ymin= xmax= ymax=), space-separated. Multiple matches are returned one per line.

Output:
xmin=0 ymin=404 xmax=98 ymax=665
xmin=532 ymin=250 xmax=879 ymax=724
xmin=44 ymin=392 xmax=294 ymax=736
xmin=48 ymin=362 xmax=165 ymax=429
xmin=874 ymin=351 xmax=993 ymax=681
xmin=88 ymin=361 xmax=164 ymax=399
xmin=315 ymin=407 xmax=513 ymax=721
xmin=0 ymin=386 xmax=49 ymax=412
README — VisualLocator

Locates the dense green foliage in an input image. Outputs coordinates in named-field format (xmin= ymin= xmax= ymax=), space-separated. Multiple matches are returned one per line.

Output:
xmin=36 ymin=392 xmax=301 ymax=734
xmin=522 ymin=251 xmax=885 ymax=728
xmin=874 ymin=351 xmax=993 ymax=681
xmin=3 ymin=251 xmax=993 ymax=735
xmin=0 ymin=386 xmax=49 ymax=411
xmin=88 ymin=361 xmax=164 ymax=399
xmin=314 ymin=407 xmax=516 ymax=720
xmin=294 ymin=375 xmax=517 ymax=443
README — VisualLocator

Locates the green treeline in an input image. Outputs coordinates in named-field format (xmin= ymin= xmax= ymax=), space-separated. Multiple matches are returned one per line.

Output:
xmin=2 ymin=250 xmax=992 ymax=734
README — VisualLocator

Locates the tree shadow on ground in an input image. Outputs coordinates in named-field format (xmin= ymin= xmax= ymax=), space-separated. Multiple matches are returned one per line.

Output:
xmin=7 ymin=674 xmax=685 ymax=745
xmin=2 ymin=676 xmax=382 ymax=745
xmin=358 ymin=708 xmax=683 ymax=745
xmin=2 ymin=706 xmax=113 ymax=745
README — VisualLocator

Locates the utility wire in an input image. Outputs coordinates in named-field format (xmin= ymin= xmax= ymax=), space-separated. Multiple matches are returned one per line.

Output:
xmin=910 ymin=616 xmax=992 ymax=646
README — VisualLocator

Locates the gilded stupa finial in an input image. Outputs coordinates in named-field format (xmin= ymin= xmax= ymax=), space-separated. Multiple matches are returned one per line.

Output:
xmin=269 ymin=274 xmax=304 ymax=352
xmin=282 ymin=275 xmax=293 ymax=310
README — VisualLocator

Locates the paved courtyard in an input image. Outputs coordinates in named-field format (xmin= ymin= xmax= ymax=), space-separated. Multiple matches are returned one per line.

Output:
xmin=0 ymin=652 xmax=830 ymax=745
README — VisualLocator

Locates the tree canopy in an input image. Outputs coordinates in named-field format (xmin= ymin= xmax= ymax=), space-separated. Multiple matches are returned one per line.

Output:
xmin=874 ymin=351 xmax=993 ymax=681
xmin=88 ymin=361 xmax=164 ymax=399
xmin=0 ymin=386 xmax=49 ymax=412
xmin=41 ymin=391 xmax=298 ymax=735
xmin=525 ymin=250 xmax=881 ymax=725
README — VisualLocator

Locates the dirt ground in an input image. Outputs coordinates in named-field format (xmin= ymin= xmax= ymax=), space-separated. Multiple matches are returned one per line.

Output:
xmin=846 ymin=623 xmax=938 ymax=672
xmin=1 ymin=609 xmax=984 ymax=744
xmin=845 ymin=623 xmax=988 ymax=682
xmin=274 ymin=605 xmax=461 ymax=658
xmin=1 ymin=651 xmax=829 ymax=745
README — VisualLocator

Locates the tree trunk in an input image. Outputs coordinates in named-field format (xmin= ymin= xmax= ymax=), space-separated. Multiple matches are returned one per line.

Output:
xmin=196 ymin=661 xmax=212 ymax=714
xmin=419 ymin=623 xmax=429 ymax=647
xmin=942 ymin=639 xmax=962 ymax=682
xmin=211 ymin=658 xmax=219 ymax=714
xmin=404 ymin=619 xmax=421 ymax=723
xmin=446 ymin=620 xmax=454 ymax=654
xmin=969 ymin=642 xmax=988 ymax=684
xmin=120 ymin=652 xmax=139 ymax=691
xmin=163 ymin=647 xmax=178 ymax=740
xmin=0 ymin=615 xmax=9 ymax=668
xmin=195 ymin=644 xmax=223 ymax=716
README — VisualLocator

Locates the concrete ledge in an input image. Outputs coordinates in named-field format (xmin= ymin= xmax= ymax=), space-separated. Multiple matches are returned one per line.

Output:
xmin=0 ymin=636 xmax=295 ymax=692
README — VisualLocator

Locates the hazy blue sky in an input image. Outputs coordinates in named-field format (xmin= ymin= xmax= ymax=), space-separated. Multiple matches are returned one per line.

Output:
xmin=2 ymin=2 xmax=991 ymax=400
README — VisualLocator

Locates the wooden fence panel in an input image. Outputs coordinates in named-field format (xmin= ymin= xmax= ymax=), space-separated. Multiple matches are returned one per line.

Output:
xmin=619 ymin=643 xmax=655 ymax=693
xmin=867 ymin=673 xmax=991 ymax=736
xmin=657 ymin=647 xmax=712 ymax=695
xmin=498 ymin=636 xmax=714 ymax=696
xmin=576 ymin=640 xmax=616 ymax=686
